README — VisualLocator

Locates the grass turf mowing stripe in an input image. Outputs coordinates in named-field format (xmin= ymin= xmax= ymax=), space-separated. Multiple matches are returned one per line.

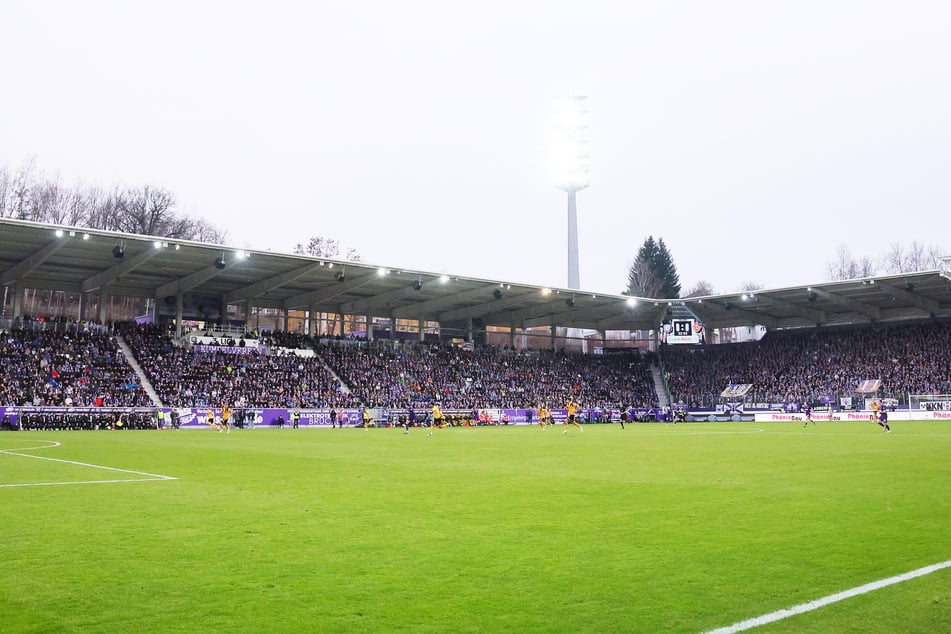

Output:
xmin=703 ymin=559 xmax=951 ymax=633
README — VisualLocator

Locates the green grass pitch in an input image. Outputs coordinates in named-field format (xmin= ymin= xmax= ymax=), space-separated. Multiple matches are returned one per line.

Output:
xmin=2 ymin=421 xmax=949 ymax=633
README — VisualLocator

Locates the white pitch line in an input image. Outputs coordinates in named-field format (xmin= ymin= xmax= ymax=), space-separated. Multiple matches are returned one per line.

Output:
xmin=703 ymin=559 xmax=951 ymax=634
xmin=0 ymin=441 xmax=177 ymax=486
xmin=0 ymin=440 xmax=62 ymax=452
xmin=662 ymin=428 xmax=765 ymax=436
xmin=0 ymin=477 xmax=174 ymax=488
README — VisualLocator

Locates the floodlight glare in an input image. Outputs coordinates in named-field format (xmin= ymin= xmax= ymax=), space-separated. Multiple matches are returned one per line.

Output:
xmin=549 ymin=96 xmax=590 ymax=290
xmin=549 ymin=96 xmax=591 ymax=193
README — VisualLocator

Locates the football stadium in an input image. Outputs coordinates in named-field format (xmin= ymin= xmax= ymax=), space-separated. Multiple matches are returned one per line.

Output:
xmin=1 ymin=217 xmax=950 ymax=633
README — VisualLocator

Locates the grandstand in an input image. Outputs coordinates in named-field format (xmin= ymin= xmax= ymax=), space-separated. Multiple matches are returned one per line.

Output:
xmin=1 ymin=217 xmax=950 ymax=428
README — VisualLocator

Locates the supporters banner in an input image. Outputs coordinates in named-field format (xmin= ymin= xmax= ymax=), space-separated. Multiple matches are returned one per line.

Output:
xmin=856 ymin=379 xmax=882 ymax=393
xmin=718 ymin=402 xmax=744 ymax=415
xmin=194 ymin=344 xmax=264 ymax=355
xmin=720 ymin=383 xmax=752 ymax=398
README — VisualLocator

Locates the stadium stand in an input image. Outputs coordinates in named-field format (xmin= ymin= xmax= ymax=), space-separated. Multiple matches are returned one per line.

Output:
xmin=3 ymin=317 xmax=950 ymax=428
xmin=0 ymin=324 xmax=152 ymax=407
xmin=661 ymin=319 xmax=951 ymax=408
xmin=121 ymin=324 xmax=358 ymax=408
xmin=317 ymin=340 xmax=656 ymax=410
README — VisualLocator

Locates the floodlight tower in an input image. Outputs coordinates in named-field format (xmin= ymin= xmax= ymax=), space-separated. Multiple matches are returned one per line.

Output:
xmin=550 ymin=96 xmax=590 ymax=290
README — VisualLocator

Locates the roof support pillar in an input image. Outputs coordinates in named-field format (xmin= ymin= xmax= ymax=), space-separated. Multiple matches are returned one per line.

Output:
xmin=175 ymin=294 xmax=184 ymax=339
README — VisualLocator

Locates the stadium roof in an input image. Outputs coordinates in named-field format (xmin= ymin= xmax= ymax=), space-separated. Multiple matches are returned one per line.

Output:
xmin=1 ymin=218 xmax=950 ymax=333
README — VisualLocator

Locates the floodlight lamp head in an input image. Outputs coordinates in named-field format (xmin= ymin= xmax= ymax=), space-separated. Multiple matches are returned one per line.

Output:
xmin=413 ymin=280 xmax=422 ymax=291
xmin=112 ymin=245 xmax=125 ymax=259
xmin=214 ymin=255 xmax=226 ymax=270
xmin=493 ymin=289 xmax=503 ymax=300
xmin=335 ymin=270 xmax=346 ymax=282
xmin=566 ymin=298 xmax=575 ymax=307
xmin=549 ymin=95 xmax=591 ymax=193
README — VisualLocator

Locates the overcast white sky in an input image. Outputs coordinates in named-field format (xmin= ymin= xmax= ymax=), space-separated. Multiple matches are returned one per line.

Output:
xmin=1 ymin=1 xmax=949 ymax=295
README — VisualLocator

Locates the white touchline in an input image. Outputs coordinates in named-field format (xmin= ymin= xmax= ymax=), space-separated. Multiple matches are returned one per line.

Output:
xmin=703 ymin=559 xmax=951 ymax=634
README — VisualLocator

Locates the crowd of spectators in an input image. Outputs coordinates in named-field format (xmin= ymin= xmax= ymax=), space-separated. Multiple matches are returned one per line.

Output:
xmin=318 ymin=341 xmax=656 ymax=410
xmin=0 ymin=327 xmax=152 ymax=407
xmin=4 ymin=317 xmax=948 ymax=416
xmin=123 ymin=325 xmax=359 ymax=408
xmin=122 ymin=325 xmax=657 ymax=411
xmin=661 ymin=319 xmax=951 ymax=407
xmin=260 ymin=330 xmax=314 ymax=350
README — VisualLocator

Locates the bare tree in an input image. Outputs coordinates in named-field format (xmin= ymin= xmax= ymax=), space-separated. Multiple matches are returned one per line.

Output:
xmin=294 ymin=236 xmax=341 ymax=258
xmin=882 ymin=240 xmax=942 ymax=274
xmin=185 ymin=217 xmax=228 ymax=244
xmin=9 ymin=157 xmax=37 ymax=220
xmin=857 ymin=256 xmax=876 ymax=277
xmin=2 ymin=158 xmax=231 ymax=257
xmin=826 ymin=245 xmax=876 ymax=280
xmin=31 ymin=176 xmax=73 ymax=225
xmin=827 ymin=240 xmax=946 ymax=280
xmin=925 ymin=244 xmax=945 ymax=270
xmin=110 ymin=186 xmax=180 ymax=235
xmin=739 ymin=281 xmax=763 ymax=291
xmin=624 ymin=259 xmax=664 ymax=298
xmin=293 ymin=236 xmax=363 ymax=262
xmin=0 ymin=165 xmax=9 ymax=218
xmin=683 ymin=280 xmax=715 ymax=297
xmin=881 ymin=242 xmax=910 ymax=274
xmin=65 ymin=184 xmax=106 ymax=228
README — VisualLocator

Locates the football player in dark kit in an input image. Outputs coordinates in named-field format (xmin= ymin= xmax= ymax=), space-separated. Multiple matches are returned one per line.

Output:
xmin=877 ymin=407 xmax=891 ymax=433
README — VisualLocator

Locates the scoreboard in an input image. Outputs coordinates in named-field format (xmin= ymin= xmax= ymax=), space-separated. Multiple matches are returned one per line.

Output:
xmin=663 ymin=318 xmax=703 ymax=344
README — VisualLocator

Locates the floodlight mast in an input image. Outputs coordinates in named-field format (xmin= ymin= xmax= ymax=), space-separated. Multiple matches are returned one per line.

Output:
xmin=550 ymin=96 xmax=590 ymax=290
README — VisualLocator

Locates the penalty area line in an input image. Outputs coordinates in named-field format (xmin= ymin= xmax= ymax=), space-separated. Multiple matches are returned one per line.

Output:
xmin=703 ymin=559 xmax=951 ymax=634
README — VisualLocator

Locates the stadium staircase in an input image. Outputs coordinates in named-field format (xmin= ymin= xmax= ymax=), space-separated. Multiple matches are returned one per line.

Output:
xmin=650 ymin=365 xmax=671 ymax=408
xmin=312 ymin=350 xmax=353 ymax=397
xmin=116 ymin=335 xmax=163 ymax=406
